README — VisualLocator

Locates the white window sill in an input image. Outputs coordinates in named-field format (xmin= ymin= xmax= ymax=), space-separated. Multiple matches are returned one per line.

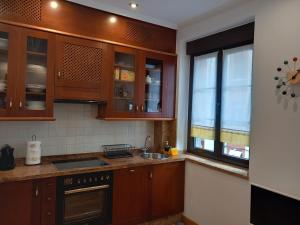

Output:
xmin=184 ymin=153 xmax=249 ymax=179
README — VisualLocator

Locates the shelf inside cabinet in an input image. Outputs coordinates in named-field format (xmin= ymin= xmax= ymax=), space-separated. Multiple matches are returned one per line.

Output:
xmin=27 ymin=51 xmax=47 ymax=57
xmin=114 ymin=64 xmax=134 ymax=70
xmin=114 ymin=79 xmax=135 ymax=83
xmin=113 ymin=96 xmax=133 ymax=100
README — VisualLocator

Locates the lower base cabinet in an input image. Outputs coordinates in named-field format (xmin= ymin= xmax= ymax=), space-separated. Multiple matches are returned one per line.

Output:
xmin=112 ymin=161 xmax=185 ymax=225
xmin=0 ymin=178 xmax=56 ymax=225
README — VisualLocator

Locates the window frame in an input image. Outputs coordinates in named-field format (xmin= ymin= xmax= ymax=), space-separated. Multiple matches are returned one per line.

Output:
xmin=187 ymin=43 xmax=253 ymax=168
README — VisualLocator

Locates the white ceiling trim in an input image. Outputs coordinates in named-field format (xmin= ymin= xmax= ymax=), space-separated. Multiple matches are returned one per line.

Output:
xmin=67 ymin=0 xmax=178 ymax=29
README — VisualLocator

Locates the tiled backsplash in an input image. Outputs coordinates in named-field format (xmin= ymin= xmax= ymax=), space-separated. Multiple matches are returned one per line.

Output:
xmin=0 ymin=104 xmax=154 ymax=158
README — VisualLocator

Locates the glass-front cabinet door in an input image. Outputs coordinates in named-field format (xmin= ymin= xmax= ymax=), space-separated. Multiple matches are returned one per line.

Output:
xmin=139 ymin=52 xmax=176 ymax=119
xmin=111 ymin=46 xmax=138 ymax=117
xmin=143 ymin=58 xmax=163 ymax=114
xmin=0 ymin=24 xmax=17 ymax=117
xmin=17 ymin=29 xmax=54 ymax=118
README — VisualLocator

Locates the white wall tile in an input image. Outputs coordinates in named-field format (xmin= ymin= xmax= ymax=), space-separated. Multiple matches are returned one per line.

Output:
xmin=0 ymin=103 xmax=154 ymax=157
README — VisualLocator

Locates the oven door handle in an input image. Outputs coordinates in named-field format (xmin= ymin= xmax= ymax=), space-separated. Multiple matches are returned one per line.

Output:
xmin=64 ymin=184 xmax=110 ymax=195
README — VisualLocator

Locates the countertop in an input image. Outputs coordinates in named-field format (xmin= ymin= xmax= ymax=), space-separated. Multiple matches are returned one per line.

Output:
xmin=0 ymin=152 xmax=185 ymax=184
xmin=0 ymin=152 xmax=249 ymax=184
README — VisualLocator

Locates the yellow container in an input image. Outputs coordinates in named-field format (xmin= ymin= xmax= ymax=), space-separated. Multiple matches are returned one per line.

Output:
xmin=169 ymin=148 xmax=178 ymax=156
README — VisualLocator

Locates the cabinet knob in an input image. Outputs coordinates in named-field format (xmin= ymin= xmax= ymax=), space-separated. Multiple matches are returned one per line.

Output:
xmin=58 ymin=71 xmax=61 ymax=79
xmin=9 ymin=99 xmax=13 ymax=108
xmin=19 ymin=101 xmax=23 ymax=108
xmin=35 ymin=187 xmax=39 ymax=197
xmin=47 ymin=197 xmax=52 ymax=201
xmin=149 ymin=172 xmax=153 ymax=179
xmin=141 ymin=105 xmax=144 ymax=112
xmin=47 ymin=212 xmax=52 ymax=216
xmin=129 ymin=169 xmax=135 ymax=173
xmin=136 ymin=105 xmax=139 ymax=112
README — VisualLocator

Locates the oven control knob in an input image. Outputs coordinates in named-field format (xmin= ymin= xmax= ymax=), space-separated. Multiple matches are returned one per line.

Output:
xmin=77 ymin=179 xmax=81 ymax=184
xmin=89 ymin=177 xmax=92 ymax=183
xmin=64 ymin=178 xmax=73 ymax=185
xmin=83 ymin=179 xmax=87 ymax=183
xmin=101 ymin=176 xmax=104 ymax=181
xmin=106 ymin=175 xmax=110 ymax=180
xmin=94 ymin=177 xmax=98 ymax=182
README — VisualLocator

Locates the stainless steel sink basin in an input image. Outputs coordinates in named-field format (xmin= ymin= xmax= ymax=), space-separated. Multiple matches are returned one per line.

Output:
xmin=141 ymin=153 xmax=169 ymax=160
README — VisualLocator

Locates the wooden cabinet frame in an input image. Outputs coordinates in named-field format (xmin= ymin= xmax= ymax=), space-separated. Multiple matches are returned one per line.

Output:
xmin=0 ymin=23 xmax=55 ymax=120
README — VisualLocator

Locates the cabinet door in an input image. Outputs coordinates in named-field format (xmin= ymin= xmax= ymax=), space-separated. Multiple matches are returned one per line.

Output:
xmin=0 ymin=180 xmax=38 ymax=225
xmin=55 ymin=35 xmax=109 ymax=101
xmin=151 ymin=162 xmax=185 ymax=219
xmin=16 ymin=28 xmax=55 ymax=118
xmin=113 ymin=166 xmax=151 ymax=225
xmin=108 ymin=46 xmax=139 ymax=118
xmin=138 ymin=51 xmax=176 ymax=119
xmin=40 ymin=178 xmax=56 ymax=225
xmin=0 ymin=23 xmax=18 ymax=117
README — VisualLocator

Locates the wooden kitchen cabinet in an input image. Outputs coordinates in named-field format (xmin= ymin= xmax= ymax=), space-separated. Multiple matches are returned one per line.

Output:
xmin=55 ymin=35 xmax=110 ymax=101
xmin=98 ymin=47 xmax=176 ymax=120
xmin=113 ymin=166 xmax=151 ymax=225
xmin=0 ymin=23 xmax=55 ymax=120
xmin=151 ymin=161 xmax=185 ymax=219
xmin=0 ymin=178 xmax=56 ymax=225
xmin=138 ymin=51 xmax=176 ymax=119
xmin=112 ymin=162 xmax=185 ymax=224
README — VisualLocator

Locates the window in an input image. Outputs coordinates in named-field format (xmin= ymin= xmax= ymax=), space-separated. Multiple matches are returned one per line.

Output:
xmin=187 ymin=23 xmax=254 ymax=167
xmin=188 ymin=43 xmax=253 ymax=167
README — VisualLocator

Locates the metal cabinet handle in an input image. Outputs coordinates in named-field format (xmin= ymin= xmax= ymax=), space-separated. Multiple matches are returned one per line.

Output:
xmin=136 ymin=105 xmax=139 ymax=112
xmin=19 ymin=101 xmax=23 ymax=108
xmin=129 ymin=169 xmax=135 ymax=173
xmin=64 ymin=185 xmax=110 ymax=195
xmin=9 ymin=99 xmax=12 ymax=108
xmin=58 ymin=71 xmax=61 ymax=79
xmin=149 ymin=172 xmax=153 ymax=179
xmin=35 ymin=186 xmax=39 ymax=197
xmin=141 ymin=105 xmax=144 ymax=112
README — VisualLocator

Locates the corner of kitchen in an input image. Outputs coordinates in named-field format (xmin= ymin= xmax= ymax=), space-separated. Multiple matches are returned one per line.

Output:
xmin=2 ymin=1 xmax=300 ymax=225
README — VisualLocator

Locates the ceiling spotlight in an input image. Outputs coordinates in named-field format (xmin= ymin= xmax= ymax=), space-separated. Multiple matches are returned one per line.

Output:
xmin=50 ymin=1 xmax=58 ymax=9
xmin=129 ymin=2 xmax=138 ymax=9
xmin=109 ymin=16 xmax=117 ymax=24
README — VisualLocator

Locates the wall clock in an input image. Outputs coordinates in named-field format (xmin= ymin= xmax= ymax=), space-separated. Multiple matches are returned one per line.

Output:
xmin=274 ymin=57 xmax=300 ymax=98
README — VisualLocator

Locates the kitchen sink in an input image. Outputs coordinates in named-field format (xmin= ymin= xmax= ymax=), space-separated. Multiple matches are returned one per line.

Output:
xmin=141 ymin=153 xmax=169 ymax=160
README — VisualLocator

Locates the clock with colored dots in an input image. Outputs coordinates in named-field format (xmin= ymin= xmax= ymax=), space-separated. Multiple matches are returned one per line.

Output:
xmin=274 ymin=57 xmax=300 ymax=98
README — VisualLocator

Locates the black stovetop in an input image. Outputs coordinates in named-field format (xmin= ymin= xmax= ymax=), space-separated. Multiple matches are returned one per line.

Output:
xmin=53 ymin=157 xmax=109 ymax=170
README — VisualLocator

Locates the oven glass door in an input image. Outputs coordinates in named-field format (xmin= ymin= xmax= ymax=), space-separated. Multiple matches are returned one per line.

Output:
xmin=64 ymin=185 xmax=110 ymax=224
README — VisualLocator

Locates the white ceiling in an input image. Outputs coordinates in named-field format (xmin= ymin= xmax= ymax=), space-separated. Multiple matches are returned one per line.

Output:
xmin=68 ymin=0 xmax=249 ymax=29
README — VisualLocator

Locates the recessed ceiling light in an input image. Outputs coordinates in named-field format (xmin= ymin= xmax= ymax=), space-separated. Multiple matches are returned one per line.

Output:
xmin=109 ymin=16 xmax=117 ymax=23
xmin=50 ymin=1 xmax=58 ymax=9
xmin=129 ymin=2 xmax=138 ymax=9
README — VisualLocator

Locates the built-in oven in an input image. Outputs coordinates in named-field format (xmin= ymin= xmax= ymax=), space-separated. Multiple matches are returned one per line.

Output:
xmin=56 ymin=171 xmax=113 ymax=225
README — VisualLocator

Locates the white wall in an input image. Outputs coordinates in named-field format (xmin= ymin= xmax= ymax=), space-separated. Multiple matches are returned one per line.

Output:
xmin=250 ymin=0 xmax=300 ymax=200
xmin=177 ymin=2 xmax=257 ymax=224
xmin=177 ymin=0 xmax=300 ymax=224
xmin=184 ymin=161 xmax=250 ymax=225
xmin=0 ymin=104 xmax=153 ymax=157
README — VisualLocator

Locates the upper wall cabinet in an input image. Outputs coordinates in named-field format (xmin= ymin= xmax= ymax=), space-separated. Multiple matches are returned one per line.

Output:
xmin=97 ymin=47 xmax=176 ymax=120
xmin=55 ymin=36 xmax=110 ymax=101
xmin=138 ymin=51 xmax=176 ymax=119
xmin=0 ymin=23 xmax=55 ymax=120
xmin=0 ymin=0 xmax=176 ymax=54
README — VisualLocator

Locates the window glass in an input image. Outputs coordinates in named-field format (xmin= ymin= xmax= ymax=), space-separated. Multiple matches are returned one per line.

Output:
xmin=191 ymin=52 xmax=218 ymax=151
xmin=221 ymin=45 xmax=253 ymax=160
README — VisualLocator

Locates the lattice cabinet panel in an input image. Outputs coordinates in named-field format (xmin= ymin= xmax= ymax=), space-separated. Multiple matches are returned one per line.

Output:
xmin=60 ymin=43 xmax=103 ymax=82
xmin=0 ymin=0 xmax=42 ymax=22
xmin=124 ymin=21 xmax=152 ymax=44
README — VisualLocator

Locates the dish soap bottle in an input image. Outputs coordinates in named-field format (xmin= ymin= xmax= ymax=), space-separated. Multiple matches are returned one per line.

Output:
xmin=163 ymin=141 xmax=171 ymax=154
